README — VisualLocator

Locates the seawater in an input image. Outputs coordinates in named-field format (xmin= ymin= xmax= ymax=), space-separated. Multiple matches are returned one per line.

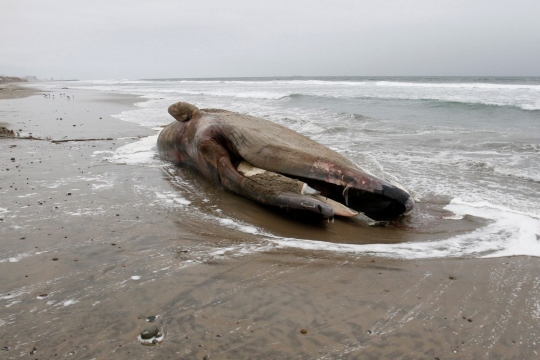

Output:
xmin=44 ymin=77 xmax=540 ymax=258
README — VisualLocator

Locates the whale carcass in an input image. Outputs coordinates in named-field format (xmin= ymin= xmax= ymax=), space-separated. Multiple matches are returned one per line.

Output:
xmin=157 ymin=102 xmax=414 ymax=222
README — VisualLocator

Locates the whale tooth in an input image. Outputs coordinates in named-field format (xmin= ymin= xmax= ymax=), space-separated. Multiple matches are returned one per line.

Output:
xmin=342 ymin=185 xmax=351 ymax=206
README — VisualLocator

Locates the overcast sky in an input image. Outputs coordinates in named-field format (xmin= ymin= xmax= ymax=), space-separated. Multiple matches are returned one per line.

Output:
xmin=1 ymin=0 xmax=539 ymax=79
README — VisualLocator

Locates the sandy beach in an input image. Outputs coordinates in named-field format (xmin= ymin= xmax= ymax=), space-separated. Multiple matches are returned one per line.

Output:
xmin=0 ymin=83 xmax=39 ymax=101
xmin=1 ymin=85 xmax=539 ymax=359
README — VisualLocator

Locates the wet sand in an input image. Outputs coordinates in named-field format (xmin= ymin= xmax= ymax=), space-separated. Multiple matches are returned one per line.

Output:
xmin=1 ymin=87 xmax=539 ymax=359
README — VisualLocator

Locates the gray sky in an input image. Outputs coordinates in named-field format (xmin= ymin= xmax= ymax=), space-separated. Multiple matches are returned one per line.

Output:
xmin=1 ymin=0 xmax=539 ymax=79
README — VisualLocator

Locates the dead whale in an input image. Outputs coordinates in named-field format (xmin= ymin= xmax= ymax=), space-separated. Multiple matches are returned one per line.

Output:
xmin=157 ymin=102 xmax=414 ymax=222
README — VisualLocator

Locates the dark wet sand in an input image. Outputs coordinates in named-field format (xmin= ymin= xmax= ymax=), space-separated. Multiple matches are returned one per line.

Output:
xmin=1 ymin=87 xmax=539 ymax=359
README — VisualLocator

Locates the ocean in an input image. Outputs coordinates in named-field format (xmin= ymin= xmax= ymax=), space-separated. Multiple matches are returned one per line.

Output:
xmin=42 ymin=77 xmax=540 ymax=259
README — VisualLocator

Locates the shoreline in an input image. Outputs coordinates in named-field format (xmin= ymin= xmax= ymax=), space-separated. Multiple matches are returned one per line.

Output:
xmin=1 ymin=85 xmax=539 ymax=359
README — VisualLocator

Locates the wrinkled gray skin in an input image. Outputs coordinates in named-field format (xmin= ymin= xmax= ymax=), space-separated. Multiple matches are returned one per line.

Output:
xmin=157 ymin=102 xmax=414 ymax=221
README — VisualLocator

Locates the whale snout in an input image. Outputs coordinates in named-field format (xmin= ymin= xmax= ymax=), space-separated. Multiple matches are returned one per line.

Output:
xmin=378 ymin=183 xmax=415 ymax=217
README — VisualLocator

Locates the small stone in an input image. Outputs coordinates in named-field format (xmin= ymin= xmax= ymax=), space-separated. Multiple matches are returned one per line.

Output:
xmin=467 ymin=318 xmax=473 ymax=322
xmin=140 ymin=326 xmax=159 ymax=340
xmin=152 ymin=339 xmax=158 ymax=344
xmin=449 ymin=276 xmax=456 ymax=280
xmin=216 ymin=334 xmax=221 ymax=337
xmin=198 ymin=344 xmax=203 ymax=347
xmin=10 ymin=158 xmax=15 ymax=162
xmin=115 ymin=214 xmax=120 ymax=216
xmin=67 ymin=193 xmax=71 ymax=196
xmin=366 ymin=330 xmax=372 ymax=334
xmin=300 ymin=329 xmax=307 ymax=334
xmin=111 ymin=243 xmax=116 ymax=246
xmin=203 ymin=355 xmax=210 ymax=360
xmin=146 ymin=315 xmax=157 ymax=322
xmin=52 ymin=258 xmax=59 ymax=261
xmin=2 ymin=346 xmax=9 ymax=351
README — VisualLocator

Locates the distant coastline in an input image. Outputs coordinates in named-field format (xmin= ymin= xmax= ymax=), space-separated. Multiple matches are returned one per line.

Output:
xmin=0 ymin=76 xmax=28 ymax=84
xmin=0 ymin=81 xmax=41 ymax=100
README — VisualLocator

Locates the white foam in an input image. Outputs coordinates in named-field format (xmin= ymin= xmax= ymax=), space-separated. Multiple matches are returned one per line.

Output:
xmin=374 ymin=81 xmax=540 ymax=90
xmin=263 ymin=198 xmax=540 ymax=259
xmin=5 ymin=300 xmax=21 ymax=308
xmin=131 ymin=276 xmax=141 ymax=280
xmin=218 ymin=218 xmax=258 ymax=234
xmin=91 ymin=150 xmax=115 ymax=157
xmin=62 ymin=299 xmax=79 ymax=306
xmin=442 ymin=214 xmax=465 ymax=220
xmin=446 ymin=199 xmax=540 ymax=257
xmin=17 ymin=193 xmax=38 ymax=198
xmin=91 ymin=182 xmax=113 ymax=190
xmin=1 ymin=289 xmax=28 ymax=300
xmin=106 ymin=135 xmax=161 ymax=166
xmin=0 ymin=252 xmax=32 ymax=263
xmin=154 ymin=191 xmax=191 ymax=206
